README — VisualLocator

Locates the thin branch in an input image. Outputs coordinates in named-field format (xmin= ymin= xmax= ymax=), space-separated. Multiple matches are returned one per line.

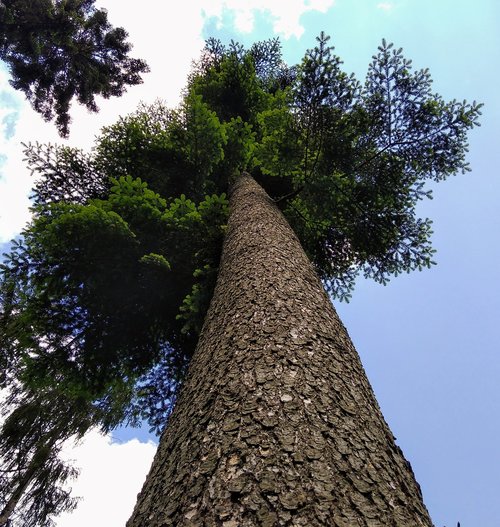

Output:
xmin=353 ymin=124 xmax=450 ymax=173
xmin=274 ymin=185 xmax=304 ymax=204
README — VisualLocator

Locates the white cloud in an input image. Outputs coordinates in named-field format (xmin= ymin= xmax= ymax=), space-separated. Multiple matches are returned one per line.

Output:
xmin=202 ymin=0 xmax=335 ymax=39
xmin=56 ymin=431 xmax=157 ymax=527
xmin=377 ymin=2 xmax=394 ymax=11
xmin=0 ymin=69 xmax=41 ymax=241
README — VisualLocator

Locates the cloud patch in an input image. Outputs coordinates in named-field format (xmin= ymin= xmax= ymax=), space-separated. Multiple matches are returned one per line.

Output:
xmin=377 ymin=2 xmax=394 ymax=11
xmin=0 ymin=68 xmax=33 ymax=242
xmin=1 ymin=110 xmax=18 ymax=140
xmin=56 ymin=431 xmax=157 ymax=527
xmin=0 ymin=66 xmax=22 ymax=141
xmin=202 ymin=0 xmax=335 ymax=39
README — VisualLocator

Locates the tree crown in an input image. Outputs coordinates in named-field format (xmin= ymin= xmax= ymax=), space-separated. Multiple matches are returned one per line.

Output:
xmin=0 ymin=0 xmax=149 ymax=136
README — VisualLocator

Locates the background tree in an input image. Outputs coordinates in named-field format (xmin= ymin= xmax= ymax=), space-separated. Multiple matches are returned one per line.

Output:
xmin=0 ymin=34 xmax=481 ymax=525
xmin=0 ymin=0 xmax=148 ymax=136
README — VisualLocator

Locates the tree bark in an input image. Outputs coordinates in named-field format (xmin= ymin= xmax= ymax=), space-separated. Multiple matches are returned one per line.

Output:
xmin=127 ymin=173 xmax=433 ymax=526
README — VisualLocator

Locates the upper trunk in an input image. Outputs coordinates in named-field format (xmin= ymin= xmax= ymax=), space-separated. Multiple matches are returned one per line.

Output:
xmin=127 ymin=173 xmax=433 ymax=526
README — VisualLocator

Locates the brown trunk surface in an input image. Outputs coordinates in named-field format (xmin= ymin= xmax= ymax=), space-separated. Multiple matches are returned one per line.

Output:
xmin=127 ymin=173 xmax=433 ymax=526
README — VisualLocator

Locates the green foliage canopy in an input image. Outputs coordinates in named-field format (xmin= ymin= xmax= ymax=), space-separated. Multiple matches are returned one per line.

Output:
xmin=0 ymin=0 xmax=148 ymax=136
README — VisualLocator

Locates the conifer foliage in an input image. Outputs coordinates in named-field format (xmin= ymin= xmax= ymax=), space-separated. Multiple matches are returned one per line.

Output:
xmin=0 ymin=0 xmax=148 ymax=136
xmin=0 ymin=33 xmax=481 ymax=525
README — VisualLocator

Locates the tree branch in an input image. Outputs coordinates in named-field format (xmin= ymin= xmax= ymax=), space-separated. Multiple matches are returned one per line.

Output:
xmin=274 ymin=185 xmax=304 ymax=204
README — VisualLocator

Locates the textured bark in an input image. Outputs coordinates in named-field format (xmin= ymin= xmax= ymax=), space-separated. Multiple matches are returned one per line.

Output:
xmin=127 ymin=174 xmax=433 ymax=527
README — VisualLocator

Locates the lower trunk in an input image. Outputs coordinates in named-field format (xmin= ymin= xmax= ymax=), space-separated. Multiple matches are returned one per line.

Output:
xmin=127 ymin=173 xmax=433 ymax=526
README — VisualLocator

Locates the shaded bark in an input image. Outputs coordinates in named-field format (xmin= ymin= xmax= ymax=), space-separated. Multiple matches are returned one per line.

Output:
xmin=127 ymin=173 xmax=433 ymax=526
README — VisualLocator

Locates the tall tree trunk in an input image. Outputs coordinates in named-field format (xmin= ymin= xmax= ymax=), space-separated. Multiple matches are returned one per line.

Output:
xmin=127 ymin=173 xmax=433 ymax=526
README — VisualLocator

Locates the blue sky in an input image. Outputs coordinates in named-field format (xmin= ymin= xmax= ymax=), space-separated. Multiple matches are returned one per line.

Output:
xmin=1 ymin=1 xmax=499 ymax=526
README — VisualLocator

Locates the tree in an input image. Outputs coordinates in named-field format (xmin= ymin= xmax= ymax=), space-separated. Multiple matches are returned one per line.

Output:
xmin=0 ymin=0 xmax=148 ymax=136
xmin=0 ymin=388 xmax=87 ymax=527
xmin=0 ymin=34 xmax=481 ymax=525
